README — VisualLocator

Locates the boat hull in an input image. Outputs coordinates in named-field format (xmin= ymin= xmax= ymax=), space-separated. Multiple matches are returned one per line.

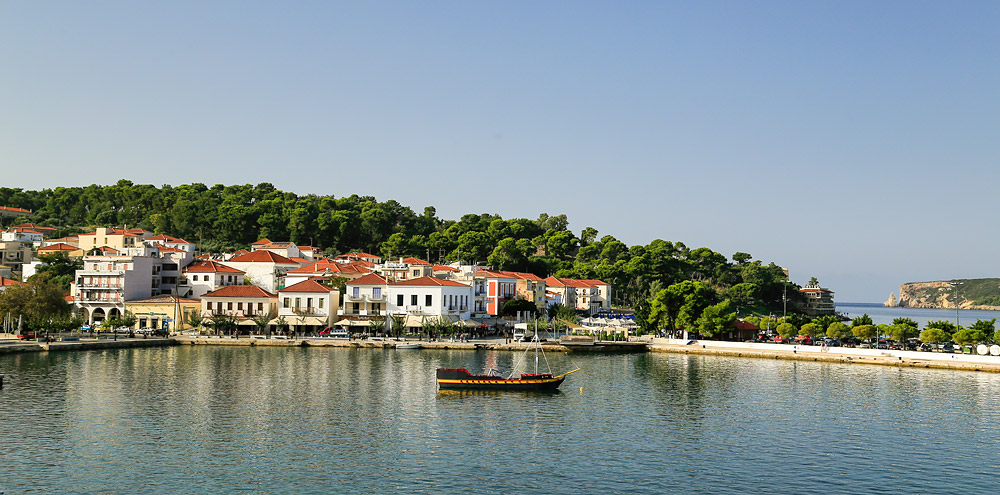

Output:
xmin=436 ymin=368 xmax=574 ymax=391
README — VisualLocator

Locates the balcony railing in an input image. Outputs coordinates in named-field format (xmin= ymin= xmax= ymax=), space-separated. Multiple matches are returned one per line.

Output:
xmin=292 ymin=307 xmax=322 ymax=315
xmin=77 ymin=283 xmax=122 ymax=289
xmin=345 ymin=294 xmax=365 ymax=302
xmin=366 ymin=294 xmax=386 ymax=302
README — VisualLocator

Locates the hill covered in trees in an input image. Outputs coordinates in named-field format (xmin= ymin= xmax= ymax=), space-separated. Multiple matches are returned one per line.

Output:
xmin=0 ymin=180 xmax=802 ymax=314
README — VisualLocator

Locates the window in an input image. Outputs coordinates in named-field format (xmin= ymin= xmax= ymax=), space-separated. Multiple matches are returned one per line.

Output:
xmin=227 ymin=302 xmax=233 ymax=311
xmin=283 ymin=298 xmax=290 ymax=308
xmin=353 ymin=287 xmax=360 ymax=298
xmin=237 ymin=302 xmax=243 ymax=311
xmin=206 ymin=301 xmax=213 ymax=311
xmin=397 ymin=295 xmax=404 ymax=306
xmin=373 ymin=287 xmax=381 ymax=299
xmin=257 ymin=302 xmax=263 ymax=311
xmin=352 ymin=302 xmax=359 ymax=313
xmin=413 ymin=270 xmax=419 ymax=276
xmin=295 ymin=297 xmax=301 ymax=308
xmin=318 ymin=298 xmax=324 ymax=309
xmin=425 ymin=294 xmax=432 ymax=306
xmin=411 ymin=295 xmax=417 ymax=306
xmin=306 ymin=297 xmax=313 ymax=309
xmin=192 ymin=275 xmax=198 ymax=281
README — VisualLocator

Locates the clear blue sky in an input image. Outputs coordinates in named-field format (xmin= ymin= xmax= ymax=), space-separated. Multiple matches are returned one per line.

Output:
xmin=3 ymin=1 xmax=999 ymax=303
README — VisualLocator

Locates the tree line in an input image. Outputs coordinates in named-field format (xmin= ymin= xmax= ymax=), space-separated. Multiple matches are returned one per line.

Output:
xmin=1 ymin=181 xmax=807 ymax=330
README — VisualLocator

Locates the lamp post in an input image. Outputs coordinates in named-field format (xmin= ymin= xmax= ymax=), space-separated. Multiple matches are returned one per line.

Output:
xmin=950 ymin=282 xmax=963 ymax=329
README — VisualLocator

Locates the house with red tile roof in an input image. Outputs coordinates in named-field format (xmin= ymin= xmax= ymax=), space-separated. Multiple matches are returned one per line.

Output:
xmin=544 ymin=277 xmax=612 ymax=314
xmin=250 ymin=239 xmax=304 ymax=260
xmin=340 ymin=273 xmax=389 ymax=318
xmin=37 ymin=243 xmax=84 ymax=258
xmin=201 ymin=285 xmax=278 ymax=331
xmin=0 ymin=206 xmax=31 ymax=218
xmin=285 ymin=260 xmax=370 ymax=286
xmin=277 ymin=279 xmax=340 ymax=333
xmin=182 ymin=260 xmax=246 ymax=299
xmin=336 ymin=252 xmax=382 ymax=264
xmin=388 ymin=276 xmax=473 ymax=321
xmin=222 ymin=250 xmax=303 ymax=293
xmin=380 ymin=257 xmax=434 ymax=281
xmin=0 ymin=276 xmax=23 ymax=292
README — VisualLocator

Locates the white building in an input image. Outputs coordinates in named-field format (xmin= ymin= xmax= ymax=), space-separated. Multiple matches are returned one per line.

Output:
xmin=73 ymin=255 xmax=161 ymax=324
xmin=387 ymin=276 xmax=473 ymax=321
xmin=277 ymin=279 xmax=340 ymax=333
xmin=180 ymin=260 xmax=246 ymax=299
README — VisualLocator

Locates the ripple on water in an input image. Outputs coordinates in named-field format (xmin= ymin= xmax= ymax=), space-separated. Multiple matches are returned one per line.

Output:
xmin=2 ymin=348 xmax=1000 ymax=494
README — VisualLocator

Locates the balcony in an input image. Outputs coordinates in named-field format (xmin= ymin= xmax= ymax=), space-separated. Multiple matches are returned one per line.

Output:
xmin=345 ymin=293 xmax=365 ymax=302
xmin=292 ymin=307 xmax=324 ymax=316
xmin=366 ymin=294 xmax=386 ymax=302
xmin=405 ymin=305 xmax=421 ymax=313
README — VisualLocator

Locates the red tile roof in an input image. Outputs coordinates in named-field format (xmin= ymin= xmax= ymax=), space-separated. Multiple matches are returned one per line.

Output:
xmin=432 ymin=265 xmax=459 ymax=272
xmin=38 ymin=243 xmax=78 ymax=252
xmin=477 ymin=270 xmax=543 ymax=281
xmin=185 ymin=260 xmax=245 ymax=274
xmin=544 ymin=277 xmax=608 ymax=288
xmin=0 ymin=206 xmax=31 ymax=214
xmin=280 ymin=279 xmax=333 ymax=293
xmin=0 ymin=277 xmax=23 ymax=287
xmin=400 ymin=257 xmax=430 ymax=265
xmin=147 ymin=234 xmax=192 ymax=244
xmin=202 ymin=285 xmax=276 ymax=298
xmin=227 ymin=250 xmax=299 ymax=265
xmin=337 ymin=252 xmax=381 ymax=260
xmin=11 ymin=223 xmax=54 ymax=231
xmin=251 ymin=238 xmax=272 ymax=245
xmin=348 ymin=273 xmax=388 ymax=285
xmin=391 ymin=276 xmax=470 ymax=288
xmin=287 ymin=261 xmax=366 ymax=275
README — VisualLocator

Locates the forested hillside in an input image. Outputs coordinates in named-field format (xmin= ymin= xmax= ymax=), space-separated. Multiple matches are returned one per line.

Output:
xmin=0 ymin=181 xmax=801 ymax=312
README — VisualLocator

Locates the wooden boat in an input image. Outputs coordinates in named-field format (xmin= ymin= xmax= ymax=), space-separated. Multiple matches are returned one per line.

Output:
xmin=437 ymin=321 xmax=579 ymax=391
xmin=436 ymin=368 xmax=579 ymax=391
xmin=395 ymin=342 xmax=422 ymax=349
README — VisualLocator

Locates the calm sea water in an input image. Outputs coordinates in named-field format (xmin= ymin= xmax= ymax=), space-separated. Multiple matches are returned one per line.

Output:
xmin=2 ymin=346 xmax=1000 ymax=494
xmin=839 ymin=302 xmax=1000 ymax=327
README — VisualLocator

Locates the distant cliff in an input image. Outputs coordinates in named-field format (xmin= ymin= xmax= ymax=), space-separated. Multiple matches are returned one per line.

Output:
xmin=892 ymin=279 xmax=1000 ymax=310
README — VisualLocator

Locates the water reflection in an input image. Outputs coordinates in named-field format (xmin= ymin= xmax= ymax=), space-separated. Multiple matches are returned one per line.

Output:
xmin=3 ymin=347 xmax=1000 ymax=494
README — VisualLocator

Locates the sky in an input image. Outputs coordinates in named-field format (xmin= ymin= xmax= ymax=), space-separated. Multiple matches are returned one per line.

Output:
xmin=2 ymin=1 xmax=999 ymax=303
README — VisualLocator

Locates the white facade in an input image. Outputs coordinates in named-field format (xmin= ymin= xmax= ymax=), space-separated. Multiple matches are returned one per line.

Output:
xmin=73 ymin=256 xmax=159 ymax=324
xmin=387 ymin=280 xmax=473 ymax=320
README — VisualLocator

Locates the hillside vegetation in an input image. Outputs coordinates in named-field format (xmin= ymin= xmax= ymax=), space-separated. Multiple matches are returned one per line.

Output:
xmin=1 ymin=180 xmax=804 ymax=317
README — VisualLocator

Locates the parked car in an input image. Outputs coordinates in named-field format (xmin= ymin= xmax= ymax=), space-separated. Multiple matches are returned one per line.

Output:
xmin=919 ymin=343 xmax=935 ymax=352
xmin=16 ymin=331 xmax=42 ymax=340
xmin=794 ymin=335 xmax=813 ymax=345
xmin=940 ymin=343 xmax=955 ymax=353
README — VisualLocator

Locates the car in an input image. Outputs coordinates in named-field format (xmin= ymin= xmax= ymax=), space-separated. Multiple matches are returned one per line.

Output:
xmin=919 ymin=343 xmax=935 ymax=352
xmin=794 ymin=335 xmax=813 ymax=345
xmin=940 ymin=343 xmax=955 ymax=353
xmin=16 ymin=331 xmax=43 ymax=340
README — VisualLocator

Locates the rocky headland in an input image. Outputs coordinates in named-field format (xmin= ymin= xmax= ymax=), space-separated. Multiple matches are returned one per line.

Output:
xmin=885 ymin=279 xmax=1000 ymax=310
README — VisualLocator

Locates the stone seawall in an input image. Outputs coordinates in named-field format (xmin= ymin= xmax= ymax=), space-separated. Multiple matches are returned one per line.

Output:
xmin=0 ymin=338 xmax=175 ymax=355
xmin=648 ymin=339 xmax=1000 ymax=373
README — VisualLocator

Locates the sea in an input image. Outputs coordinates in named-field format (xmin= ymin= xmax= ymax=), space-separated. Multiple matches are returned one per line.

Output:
xmin=838 ymin=302 xmax=1000 ymax=328
xmin=2 ymin=345 xmax=999 ymax=494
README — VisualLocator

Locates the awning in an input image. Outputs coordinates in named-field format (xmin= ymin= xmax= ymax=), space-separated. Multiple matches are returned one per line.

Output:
xmin=289 ymin=316 xmax=328 ymax=326
xmin=333 ymin=318 xmax=369 ymax=327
